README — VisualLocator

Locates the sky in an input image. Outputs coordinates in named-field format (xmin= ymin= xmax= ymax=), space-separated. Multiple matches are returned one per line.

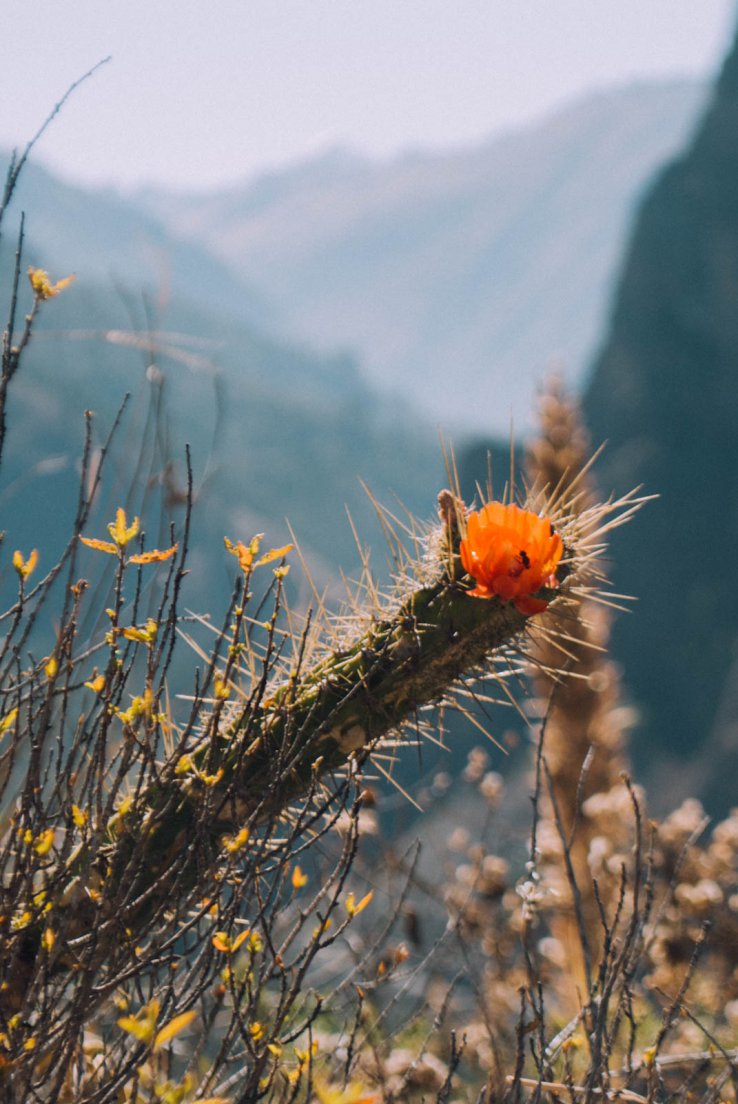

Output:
xmin=2 ymin=0 xmax=736 ymax=194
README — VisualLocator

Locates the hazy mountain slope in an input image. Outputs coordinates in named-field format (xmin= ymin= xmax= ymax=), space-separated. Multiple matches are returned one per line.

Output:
xmin=583 ymin=28 xmax=738 ymax=811
xmin=137 ymin=81 xmax=706 ymax=433
xmin=0 ymin=155 xmax=272 ymax=329
xmin=0 ymin=222 xmax=441 ymax=610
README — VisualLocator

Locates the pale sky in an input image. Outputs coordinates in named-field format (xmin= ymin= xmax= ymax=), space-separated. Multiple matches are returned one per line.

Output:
xmin=3 ymin=1 xmax=736 ymax=192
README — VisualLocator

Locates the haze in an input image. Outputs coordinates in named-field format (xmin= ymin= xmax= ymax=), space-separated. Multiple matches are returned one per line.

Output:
xmin=3 ymin=0 xmax=736 ymax=191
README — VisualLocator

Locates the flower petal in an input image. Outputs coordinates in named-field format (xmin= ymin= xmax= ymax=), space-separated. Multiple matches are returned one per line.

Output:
xmin=460 ymin=502 xmax=562 ymax=616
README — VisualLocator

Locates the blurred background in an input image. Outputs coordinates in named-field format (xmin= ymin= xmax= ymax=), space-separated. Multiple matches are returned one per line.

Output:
xmin=3 ymin=0 xmax=738 ymax=814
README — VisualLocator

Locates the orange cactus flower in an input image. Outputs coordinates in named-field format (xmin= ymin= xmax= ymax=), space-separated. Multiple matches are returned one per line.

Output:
xmin=459 ymin=502 xmax=563 ymax=616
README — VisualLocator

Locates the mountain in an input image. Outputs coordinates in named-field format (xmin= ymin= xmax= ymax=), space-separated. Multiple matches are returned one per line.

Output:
xmin=0 ymin=165 xmax=442 ymax=611
xmin=583 ymin=24 xmax=738 ymax=811
xmin=136 ymin=81 xmax=707 ymax=434
xmin=0 ymin=155 xmax=271 ymax=329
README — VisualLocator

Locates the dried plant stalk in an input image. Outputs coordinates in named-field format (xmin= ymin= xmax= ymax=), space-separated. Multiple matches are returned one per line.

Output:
xmin=525 ymin=378 xmax=634 ymax=1000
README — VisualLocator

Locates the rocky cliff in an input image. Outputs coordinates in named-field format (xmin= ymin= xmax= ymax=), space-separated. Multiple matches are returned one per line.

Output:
xmin=584 ymin=20 xmax=738 ymax=809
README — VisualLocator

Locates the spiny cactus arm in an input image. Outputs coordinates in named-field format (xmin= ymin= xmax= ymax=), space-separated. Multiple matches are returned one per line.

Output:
xmin=228 ymin=574 xmax=537 ymax=800
xmin=206 ymin=488 xmax=570 ymax=819
xmin=102 ymin=495 xmax=561 ymax=863
xmin=3 ymin=492 xmax=572 ymax=1014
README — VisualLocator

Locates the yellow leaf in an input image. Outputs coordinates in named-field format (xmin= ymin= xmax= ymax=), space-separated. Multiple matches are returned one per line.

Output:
xmin=121 ymin=619 xmax=158 ymax=645
xmin=0 ymin=708 xmax=18 ymax=738
xmin=116 ymin=1015 xmax=149 ymax=1042
xmin=214 ymin=675 xmax=231 ymax=700
xmin=295 ymin=1040 xmax=319 ymax=1064
xmin=224 ymin=534 xmax=263 ymax=574
xmin=292 ymin=865 xmax=309 ymax=889
xmin=212 ymin=931 xmax=231 ymax=953
xmin=28 ymin=267 xmax=76 ymax=300
xmin=72 ymin=805 xmax=89 ymax=828
xmin=79 ymin=536 xmax=118 ymax=555
xmin=254 ymin=543 xmax=293 ymax=567
xmin=312 ymin=917 xmax=332 ymax=940
xmin=222 ymin=826 xmax=250 ymax=854
xmin=175 ymin=754 xmax=194 ymax=775
xmin=34 ymin=828 xmax=54 ymax=856
xmin=42 ymin=928 xmax=55 ymax=952
xmin=353 ymin=890 xmax=374 ymax=916
xmin=346 ymin=890 xmax=373 ymax=918
xmin=116 ymin=689 xmax=153 ymax=725
xmin=116 ymin=794 xmax=133 ymax=817
xmin=44 ymin=656 xmax=58 ymax=680
xmin=128 ymin=544 xmax=179 ymax=565
xmin=108 ymin=507 xmax=140 ymax=548
xmin=117 ymin=998 xmax=159 ymax=1044
xmin=199 ymin=767 xmax=224 ymax=787
xmin=84 ymin=675 xmax=105 ymax=694
xmin=12 ymin=549 xmax=38 ymax=579
xmin=153 ymin=1009 xmax=197 ymax=1050
xmin=230 ymin=930 xmax=251 ymax=953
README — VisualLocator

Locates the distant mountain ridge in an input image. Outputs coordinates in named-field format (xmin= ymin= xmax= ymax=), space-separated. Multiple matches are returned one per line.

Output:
xmin=135 ymin=79 xmax=707 ymax=434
